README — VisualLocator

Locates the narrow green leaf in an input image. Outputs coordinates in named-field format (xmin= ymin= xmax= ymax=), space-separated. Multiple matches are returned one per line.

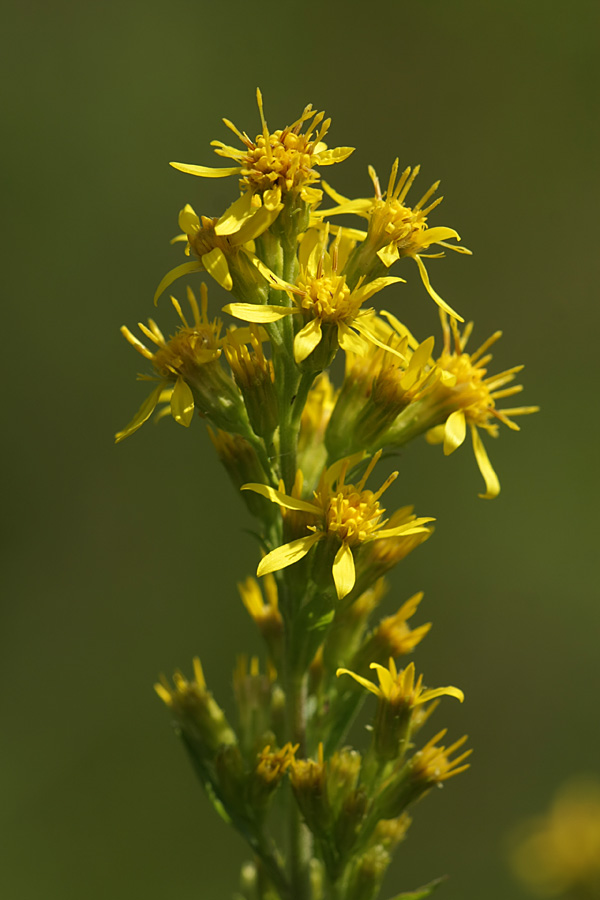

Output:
xmin=385 ymin=876 xmax=447 ymax=900
xmin=308 ymin=610 xmax=335 ymax=631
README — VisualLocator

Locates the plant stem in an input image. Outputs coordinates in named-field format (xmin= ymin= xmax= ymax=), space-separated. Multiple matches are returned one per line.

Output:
xmin=287 ymin=666 xmax=312 ymax=900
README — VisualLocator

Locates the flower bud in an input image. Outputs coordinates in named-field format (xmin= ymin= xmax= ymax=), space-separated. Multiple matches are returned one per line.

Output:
xmin=224 ymin=326 xmax=279 ymax=439
xmin=346 ymin=845 xmax=391 ymax=900
xmin=155 ymin=657 xmax=237 ymax=758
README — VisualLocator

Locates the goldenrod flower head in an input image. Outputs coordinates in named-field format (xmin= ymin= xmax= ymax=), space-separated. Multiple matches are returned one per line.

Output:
xmin=154 ymin=656 xmax=207 ymax=709
xmin=224 ymin=324 xmax=272 ymax=389
xmin=115 ymin=285 xmax=223 ymax=442
xmin=238 ymin=574 xmax=283 ymax=660
xmin=223 ymin=324 xmax=278 ymax=438
xmin=238 ymin=573 xmax=281 ymax=626
xmin=510 ymin=779 xmax=600 ymax=897
xmin=225 ymin=228 xmax=405 ymax=365
xmin=207 ymin=427 xmax=274 ymax=518
xmin=170 ymin=89 xmax=354 ymax=205
xmin=375 ymin=592 xmax=432 ymax=657
xmin=321 ymin=159 xmax=471 ymax=320
xmin=289 ymin=742 xmax=327 ymax=794
xmin=328 ymin=748 xmax=362 ymax=804
xmin=242 ymin=452 xmax=434 ymax=599
xmin=233 ymin=655 xmax=278 ymax=755
xmin=349 ymin=846 xmax=392 ymax=899
xmin=233 ymin=653 xmax=276 ymax=688
xmin=411 ymin=728 xmax=471 ymax=784
xmin=155 ymin=193 xmax=281 ymax=304
xmin=372 ymin=813 xmax=412 ymax=850
xmin=255 ymin=742 xmax=298 ymax=786
xmin=426 ymin=311 xmax=539 ymax=498
xmin=154 ymin=658 xmax=237 ymax=753
xmin=346 ymin=591 xmax=431 ymax=688
xmin=353 ymin=506 xmax=432 ymax=589
xmin=336 ymin=659 xmax=464 ymax=710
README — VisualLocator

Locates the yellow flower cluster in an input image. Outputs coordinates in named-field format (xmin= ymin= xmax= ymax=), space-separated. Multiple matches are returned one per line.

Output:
xmin=117 ymin=92 xmax=537 ymax=900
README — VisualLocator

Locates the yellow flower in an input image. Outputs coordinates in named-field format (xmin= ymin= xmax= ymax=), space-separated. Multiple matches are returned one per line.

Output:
xmin=238 ymin=574 xmax=283 ymax=662
xmin=154 ymin=656 xmax=208 ymax=708
xmin=116 ymin=284 xmax=254 ymax=442
xmin=223 ymin=324 xmax=278 ymax=438
xmin=255 ymin=742 xmax=299 ymax=786
xmin=325 ymin=309 xmax=449 ymax=457
xmin=411 ymin=728 xmax=471 ymax=784
xmin=238 ymin=573 xmax=281 ymax=624
xmin=288 ymin=742 xmax=327 ymax=794
xmin=155 ymin=194 xmax=282 ymax=304
xmin=224 ymin=228 xmax=406 ymax=364
xmin=319 ymin=159 xmax=471 ymax=320
xmin=115 ymin=285 xmax=221 ymax=442
xmin=425 ymin=311 xmax=539 ymax=498
xmin=170 ymin=89 xmax=354 ymax=205
xmin=242 ymin=451 xmax=434 ymax=600
xmin=154 ymin=657 xmax=237 ymax=753
xmin=374 ymin=592 xmax=432 ymax=657
xmin=336 ymin=658 xmax=464 ymax=709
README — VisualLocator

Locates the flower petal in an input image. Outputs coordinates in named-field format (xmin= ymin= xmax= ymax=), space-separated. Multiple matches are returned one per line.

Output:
xmin=294 ymin=319 xmax=323 ymax=363
xmin=223 ymin=303 xmax=297 ymax=323
xmin=412 ymin=255 xmax=464 ymax=322
xmin=425 ymin=424 xmax=446 ymax=445
xmin=373 ymin=518 xmax=435 ymax=539
xmin=353 ymin=276 xmax=405 ymax=304
xmin=337 ymin=322 xmax=369 ymax=356
xmin=170 ymin=376 xmax=195 ymax=427
xmin=114 ymin=382 xmax=165 ymax=443
xmin=443 ymin=410 xmax=467 ymax=455
xmin=417 ymin=226 xmax=461 ymax=249
xmin=324 ymin=452 xmax=366 ymax=487
xmin=214 ymin=192 xmax=254 ymax=236
xmin=377 ymin=242 xmax=400 ymax=268
xmin=418 ymin=685 xmax=465 ymax=705
xmin=256 ymin=533 xmax=323 ymax=576
xmin=248 ymin=254 xmax=297 ymax=292
xmin=470 ymin=424 xmax=500 ymax=499
xmin=178 ymin=203 xmax=200 ymax=234
xmin=322 ymin=180 xmax=350 ymax=205
xmin=201 ymin=248 xmax=233 ymax=291
xmin=352 ymin=317 xmax=407 ymax=360
xmin=170 ymin=161 xmax=241 ymax=178
xmin=154 ymin=261 xmax=204 ymax=305
xmin=313 ymin=146 xmax=355 ymax=165
xmin=332 ymin=543 xmax=355 ymax=600
xmin=234 ymin=202 xmax=283 ymax=244
xmin=370 ymin=663 xmax=394 ymax=698
xmin=241 ymin=483 xmax=321 ymax=514
xmin=336 ymin=667 xmax=381 ymax=696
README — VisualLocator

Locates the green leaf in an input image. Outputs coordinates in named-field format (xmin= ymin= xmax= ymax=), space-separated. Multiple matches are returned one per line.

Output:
xmin=385 ymin=876 xmax=447 ymax=900
xmin=309 ymin=610 xmax=335 ymax=631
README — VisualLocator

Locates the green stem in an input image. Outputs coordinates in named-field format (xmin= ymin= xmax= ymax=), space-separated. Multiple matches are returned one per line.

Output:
xmin=279 ymin=370 xmax=317 ymax=491
xmin=254 ymin=834 xmax=292 ymax=900
xmin=291 ymin=371 xmax=319 ymax=431
xmin=287 ymin=666 xmax=313 ymax=900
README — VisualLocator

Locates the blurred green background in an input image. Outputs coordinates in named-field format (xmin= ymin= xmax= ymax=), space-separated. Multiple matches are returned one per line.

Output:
xmin=2 ymin=0 xmax=598 ymax=897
